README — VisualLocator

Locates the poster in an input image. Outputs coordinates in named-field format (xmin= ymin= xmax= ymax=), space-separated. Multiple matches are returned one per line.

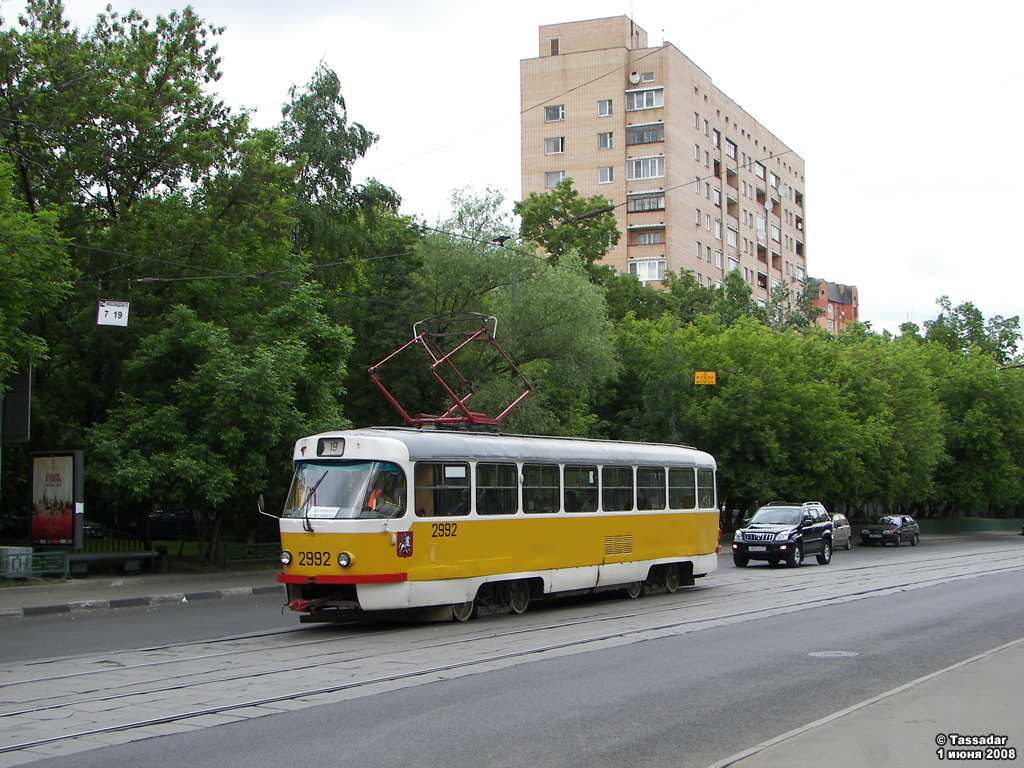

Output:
xmin=31 ymin=454 xmax=75 ymax=545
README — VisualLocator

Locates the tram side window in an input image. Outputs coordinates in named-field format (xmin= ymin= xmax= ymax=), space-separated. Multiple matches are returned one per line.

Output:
xmin=414 ymin=462 xmax=470 ymax=517
xmin=564 ymin=465 xmax=598 ymax=512
xmin=523 ymin=463 xmax=559 ymax=514
xmin=602 ymin=466 xmax=633 ymax=512
xmin=669 ymin=467 xmax=697 ymax=510
xmin=476 ymin=462 xmax=518 ymax=515
xmin=697 ymin=468 xmax=717 ymax=509
xmin=636 ymin=466 xmax=666 ymax=510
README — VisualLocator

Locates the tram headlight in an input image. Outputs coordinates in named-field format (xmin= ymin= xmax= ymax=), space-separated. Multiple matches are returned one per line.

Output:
xmin=337 ymin=551 xmax=352 ymax=568
xmin=280 ymin=550 xmax=292 ymax=565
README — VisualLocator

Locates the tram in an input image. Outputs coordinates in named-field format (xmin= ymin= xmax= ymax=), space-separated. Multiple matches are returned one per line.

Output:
xmin=275 ymin=426 xmax=720 ymax=621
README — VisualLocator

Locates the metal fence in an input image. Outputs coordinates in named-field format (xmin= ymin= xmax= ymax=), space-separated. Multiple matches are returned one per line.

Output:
xmin=0 ymin=549 xmax=69 ymax=579
xmin=224 ymin=542 xmax=280 ymax=567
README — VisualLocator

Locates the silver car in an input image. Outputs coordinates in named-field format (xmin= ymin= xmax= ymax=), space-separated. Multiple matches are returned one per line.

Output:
xmin=830 ymin=512 xmax=852 ymax=550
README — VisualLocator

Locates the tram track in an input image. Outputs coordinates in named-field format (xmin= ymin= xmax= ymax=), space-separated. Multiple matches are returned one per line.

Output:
xmin=3 ymin=543 xmax=1023 ymax=760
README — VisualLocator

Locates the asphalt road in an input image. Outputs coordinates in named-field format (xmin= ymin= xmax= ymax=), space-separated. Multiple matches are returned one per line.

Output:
xmin=9 ymin=535 xmax=1024 ymax=768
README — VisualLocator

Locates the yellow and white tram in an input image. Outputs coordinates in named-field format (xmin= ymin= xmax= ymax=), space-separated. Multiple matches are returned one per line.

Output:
xmin=276 ymin=427 xmax=720 ymax=621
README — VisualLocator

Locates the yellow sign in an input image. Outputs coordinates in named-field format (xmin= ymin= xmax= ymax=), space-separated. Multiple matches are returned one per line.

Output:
xmin=694 ymin=371 xmax=717 ymax=385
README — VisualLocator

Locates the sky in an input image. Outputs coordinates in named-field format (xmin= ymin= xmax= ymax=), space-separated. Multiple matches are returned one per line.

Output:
xmin=6 ymin=0 xmax=1024 ymax=335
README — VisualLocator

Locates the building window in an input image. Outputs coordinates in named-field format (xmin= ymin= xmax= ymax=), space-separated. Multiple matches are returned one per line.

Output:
xmin=725 ymin=139 xmax=737 ymax=159
xmin=694 ymin=112 xmax=700 ymax=129
xmin=728 ymin=256 xmax=739 ymax=272
xmin=626 ymin=156 xmax=665 ymax=180
xmin=625 ymin=88 xmax=664 ymax=111
xmin=634 ymin=230 xmax=662 ymax=245
xmin=770 ymin=172 xmax=779 ymax=189
xmin=544 ymin=137 xmax=564 ymax=154
xmin=754 ymin=162 xmax=766 ymax=180
xmin=641 ymin=71 xmax=655 ymax=83
xmin=713 ymin=188 xmax=721 ymax=207
xmin=598 ymin=132 xmax=613 ymax=149
xmin=599 ymin=166 xmax=614 ymax=184
xmin=626 ymin=124 xmax=664 ymax=145
xmin=549 ymin=37 xmax=560 ymax=56
xmin=545 ymin=170 xmax=565 ymax=188
xmin=715 ymin=250 xmax=723 ymax=269
xmin=597 ymin=99 xmax=613 ymax=117
xmin=629 ymin=258 xmax=666 ymax=283
xmin=703 ymin=119 xmax=709 ymax=136
xmin=694 ymin=143 xmax=700 ymax=161
xmin=712 ymin=129 xmax=720 ymax=149
xmin=715 ymin=219 xmax=722 ymax=240
xmin=627 ymin=192 xmax=666 ymax=212
xmin=545 ymin=105 xmax=565 ymax=122
xmin=727 ymin=227 xmax=738 ymax=248
xmin=771 ymin=223 xmax=781 ymax=243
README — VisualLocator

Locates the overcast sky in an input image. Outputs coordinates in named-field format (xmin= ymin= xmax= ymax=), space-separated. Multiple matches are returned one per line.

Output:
xmin=7 ymin=0 xmax=1024 ymax=334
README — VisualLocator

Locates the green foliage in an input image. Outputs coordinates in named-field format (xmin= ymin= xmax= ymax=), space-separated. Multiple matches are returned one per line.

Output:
xmin=1 ymin=0 xmax=246 ymax=222
xmin=0 ymin=156 xmax=75 ymax=385
xmin=514 ymin=178 xmax=620 ymax=267
xmin=925 ymin=295 xmax=1019 ymax=364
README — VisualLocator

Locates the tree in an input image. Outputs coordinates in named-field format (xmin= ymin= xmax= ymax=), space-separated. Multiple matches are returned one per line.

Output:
xmin=89 ymin=292 xmax=352 ymax=561
xmin=514 ymin=178 xmax=620 ymax=268
xmin=0 ymin=156 xmax=75 ymax=386
xmin=0 ymin=0 xmax=247 ymax=223
xmin=371 ymin=187 xmax=617 ymax=435
xmin=277 ymin=62 xmax=400 ymax=261
xmin=765 ymin=277 xmax=823 ymax=331
xmin=925 ymin=296 xmax=1020 ymax=365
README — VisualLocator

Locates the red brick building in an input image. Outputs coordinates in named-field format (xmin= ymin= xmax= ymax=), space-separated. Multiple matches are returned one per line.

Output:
xmin=811 ymin=280 xmax=858 ymax=334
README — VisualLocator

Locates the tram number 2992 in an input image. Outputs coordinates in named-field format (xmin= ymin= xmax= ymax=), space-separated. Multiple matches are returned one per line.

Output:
xmin=431 ymin=522 xmax=457 ymax=538
xmin=298 ymin=551 xmax=331 ymax=566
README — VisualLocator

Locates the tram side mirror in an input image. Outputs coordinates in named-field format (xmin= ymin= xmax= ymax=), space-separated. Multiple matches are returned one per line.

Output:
xmin=257 ymin=493 xmax=276 ymax=520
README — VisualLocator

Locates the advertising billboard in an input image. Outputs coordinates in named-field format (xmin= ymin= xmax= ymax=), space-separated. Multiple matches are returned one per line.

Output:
xmin=31 ymin=452 xmax=83 ymax=546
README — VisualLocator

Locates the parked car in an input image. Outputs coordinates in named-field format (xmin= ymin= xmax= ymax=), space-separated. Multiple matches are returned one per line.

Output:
xmin=732 ymin=501 xmax=833 ymax=568
xmin=82 ymin=519 xmax=109 ymax=539
xmin=830 ymin=512 xmax=852 ymax=550
xmin=859 ymin=514 xmax=920 ymax=547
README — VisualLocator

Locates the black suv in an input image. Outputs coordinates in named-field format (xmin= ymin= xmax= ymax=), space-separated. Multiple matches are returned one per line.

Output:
xmin=732 ymin=502 xmax=833 ymax=568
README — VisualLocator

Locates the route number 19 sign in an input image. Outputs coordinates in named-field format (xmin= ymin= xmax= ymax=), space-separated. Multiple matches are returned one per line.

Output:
xmin=97 ymin=300 xmax=130 ymax=327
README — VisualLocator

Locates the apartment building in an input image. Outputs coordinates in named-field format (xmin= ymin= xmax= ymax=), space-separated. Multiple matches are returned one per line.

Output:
xmin=811 ymin=280 xmax=859 ymax=334
xmin=520 ymin=16 xmax=807 ymax=302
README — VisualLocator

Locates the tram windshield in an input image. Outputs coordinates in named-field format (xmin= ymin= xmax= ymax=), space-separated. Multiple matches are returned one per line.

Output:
xmin=283 ymin=461 xmax=407 ymax=519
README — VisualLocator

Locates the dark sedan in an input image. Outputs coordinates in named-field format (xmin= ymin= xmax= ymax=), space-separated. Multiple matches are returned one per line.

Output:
xmin=860 ymin=514 xmax=920 ymax=547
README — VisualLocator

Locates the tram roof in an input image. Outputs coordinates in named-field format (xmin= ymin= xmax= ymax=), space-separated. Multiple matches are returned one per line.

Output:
xmin=297 ymin=427 xmax=716 ymax=468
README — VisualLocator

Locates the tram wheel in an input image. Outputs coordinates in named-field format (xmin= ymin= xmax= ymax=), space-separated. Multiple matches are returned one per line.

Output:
xmin=508 ymin=581 xmax=530 ymax=615
xmin=451 ymin=600 xmax=476 ymax=622
xmin=662 ymin=564 xmax=681 ymax=594
xmin=624 ymin=581 xmax=643 ymax=599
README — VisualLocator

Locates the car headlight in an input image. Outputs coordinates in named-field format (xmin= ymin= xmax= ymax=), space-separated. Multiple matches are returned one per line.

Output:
xmin=733 ymin=532 xmax=745 ymax=542
xmin=337 ymin=551 xmax=352 ymax=568
xmin=280 ymin=550 xmax=292 ymax=565
xmin=775 ymin=530 xmax=793 ymax=541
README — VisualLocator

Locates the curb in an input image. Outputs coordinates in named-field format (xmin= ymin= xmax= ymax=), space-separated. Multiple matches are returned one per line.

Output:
xmin=0 ymin=584 xmax=284 ymax=620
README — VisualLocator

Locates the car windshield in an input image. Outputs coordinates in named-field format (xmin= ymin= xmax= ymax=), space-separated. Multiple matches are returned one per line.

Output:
xmin=283 ymin=460 xmax=407 ymax=519
xmin=749 ymin=507 xmax=800 ymax=525
xmin=872 ymin=515 xmax=900 ymax=525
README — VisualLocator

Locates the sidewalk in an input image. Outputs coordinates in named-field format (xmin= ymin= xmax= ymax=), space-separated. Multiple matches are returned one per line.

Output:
xmin=711 ymin=637 xmax=1024 ymax=767
xmin=0 ymin=566 xmax=283 ymax=619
